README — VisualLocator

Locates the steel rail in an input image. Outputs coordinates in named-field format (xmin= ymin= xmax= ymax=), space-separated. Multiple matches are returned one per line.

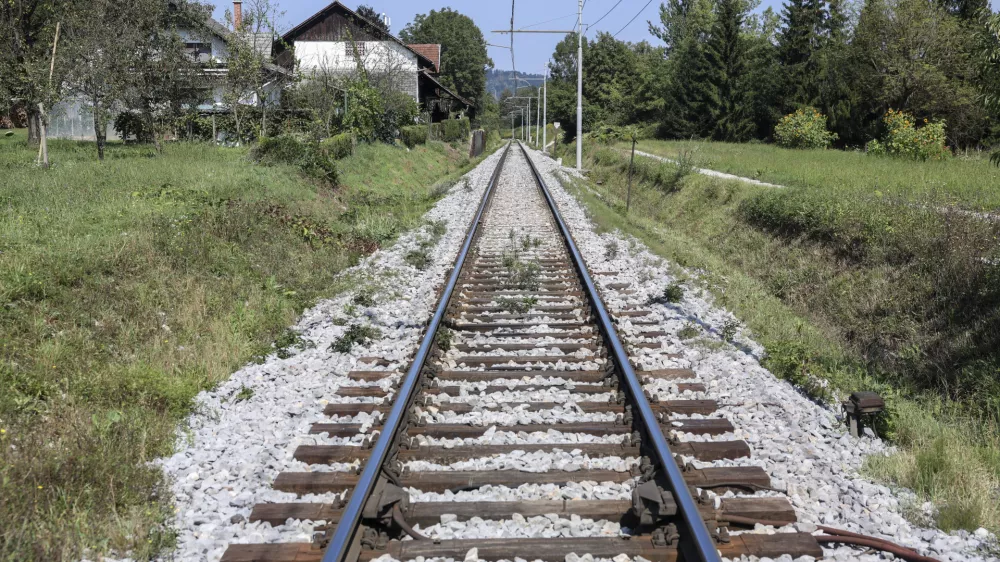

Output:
xmin=516 ymin=141 xmax=722 ymax=562
xmin=322 ymin=143 xmax=512 ymax=562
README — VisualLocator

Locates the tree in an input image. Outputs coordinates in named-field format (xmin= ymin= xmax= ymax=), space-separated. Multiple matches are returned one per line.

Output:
xmin=658 ymin=0 xmax=722 ymax=138
xmin=0 ymin=0 xmax=65 ymax=144
xmin=709 ymin=0 xmax=755 ymax=140
xmin=850 ymin=0 xmax=985 ymax=147
xmin=399 ymin=8 xmax=493 ymax=119
xmin=62 ymin=0 xmax=161 ymax=160
xmin=128 ymin=0 xmax=211 ymax=152
xmin=356 ymin=4 xmax=389 ymax=33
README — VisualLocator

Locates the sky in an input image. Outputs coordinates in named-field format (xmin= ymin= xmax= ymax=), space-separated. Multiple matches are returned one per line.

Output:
xmin=212 ymin=0 xmax=1000 ymax=74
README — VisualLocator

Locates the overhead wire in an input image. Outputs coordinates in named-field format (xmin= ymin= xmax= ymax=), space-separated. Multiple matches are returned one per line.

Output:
xmin=589 ymin=0 xmax=625 ymax=31
xmin=613 ymin=0 xmax=655 ymax=37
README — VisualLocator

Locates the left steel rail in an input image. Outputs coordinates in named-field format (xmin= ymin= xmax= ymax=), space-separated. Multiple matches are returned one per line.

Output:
xmin=321 ymin=142 xmax=512 ymax=562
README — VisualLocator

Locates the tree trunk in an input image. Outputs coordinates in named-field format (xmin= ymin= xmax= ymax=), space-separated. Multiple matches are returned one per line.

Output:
xmin=145 ymin=107 xmax=162 ymax=154
xmin=94 ymin=98 xmax=106 ymax=161
xmin=27 ymin=108 xmax=42 ymax=145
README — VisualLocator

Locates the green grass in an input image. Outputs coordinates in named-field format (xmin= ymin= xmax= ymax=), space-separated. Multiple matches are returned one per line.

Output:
xmin=564 ymin=141 xmax=1000 ymax=535
xmin=634 ymin=139 xmax=1000 ymax=211
xmin=0 ymin=129 xmax=485 ymax=561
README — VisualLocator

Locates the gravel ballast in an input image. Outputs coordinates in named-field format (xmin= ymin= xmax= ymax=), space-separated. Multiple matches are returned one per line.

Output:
xmin=526 ymin=145 xmax=996 ymax=562
xmin=150 ymin=143 xmax=996 ymax=562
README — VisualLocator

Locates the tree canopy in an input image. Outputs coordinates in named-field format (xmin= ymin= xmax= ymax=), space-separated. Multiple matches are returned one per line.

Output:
xmin=399 ymin=8 xmax=493 ymax=117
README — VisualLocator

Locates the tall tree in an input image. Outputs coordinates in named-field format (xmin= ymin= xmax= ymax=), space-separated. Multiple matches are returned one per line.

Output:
xmin=657 ymin=0 xmax=721 ymax=138
xmin=710 ymin=0 xmax=755 ymax=140
xmin=399 ymin=8 xmax=493 ymax=119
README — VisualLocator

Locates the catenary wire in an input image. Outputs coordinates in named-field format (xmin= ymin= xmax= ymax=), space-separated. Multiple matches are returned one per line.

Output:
xmin=613 ymin=0 xmax=655 ymax=37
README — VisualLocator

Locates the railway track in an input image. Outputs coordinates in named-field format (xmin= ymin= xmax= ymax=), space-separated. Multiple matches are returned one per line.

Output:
xmin=216 ymin=143 xmax=924 ymax=562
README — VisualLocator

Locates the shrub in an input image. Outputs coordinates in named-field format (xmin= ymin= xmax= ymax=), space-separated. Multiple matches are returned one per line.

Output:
xmin=401 ymin=126 xmax=428 ymax=148
xmin=251 ymin=134 xmax=338 ymax=186
xmin=649 ymin=283 xmax=684 ymax=305
xmin=344 ymin=80 xmax=384 ymax=143
xmin=774 ymin=107 xmax=838 ymax=149
xmin=113 ymin=111 xmax=154 ymax=143
xmin=441 ymin=118 xmax=471 ymax=142
xmin=321 ymin=133 xmax=354 ymax=160
xmin=866 ymin=109 xmax=949 ymax=161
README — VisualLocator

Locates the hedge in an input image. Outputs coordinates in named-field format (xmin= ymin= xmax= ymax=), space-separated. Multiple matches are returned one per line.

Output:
xmin=400 ymin=125 xmax=428 ymax=148
xmin=321 ymin=132 xmax=354 ymax=160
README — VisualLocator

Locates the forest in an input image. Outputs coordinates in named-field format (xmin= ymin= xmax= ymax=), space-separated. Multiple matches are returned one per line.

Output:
xmin=532 ymin=0 xmax=1000 ymax=153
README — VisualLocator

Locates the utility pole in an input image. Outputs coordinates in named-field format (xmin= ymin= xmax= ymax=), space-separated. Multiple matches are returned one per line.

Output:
xmin=492 ymin=10 xmax=582 ymax=167
xmin=543 ymin=69 xmax=548 ymax=153
xmin=536 ymin=86 xmax=541 ymax=148
xmin=527 ymin=97 xmax=532 ymax=144
xmin=576 ymin=0 xmax=583 ymax=170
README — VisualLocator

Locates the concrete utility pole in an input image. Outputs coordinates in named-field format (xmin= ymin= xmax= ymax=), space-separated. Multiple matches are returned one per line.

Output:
xmin=492 ymin=5 xmax=583 ymax=167
xmin=536 ymin=86 xmax=541 ymax=148
xmin=576 ymin=0 xmax=583 ymax=170
xmin=527 ymin=97 xmax=532 ymax=144
xmin=543 ymin=70 xmax=548 ymax=152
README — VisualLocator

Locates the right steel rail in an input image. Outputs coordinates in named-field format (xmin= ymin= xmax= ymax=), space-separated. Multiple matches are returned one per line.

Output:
xmin=517 ymin=141 xmax=722 ymax=562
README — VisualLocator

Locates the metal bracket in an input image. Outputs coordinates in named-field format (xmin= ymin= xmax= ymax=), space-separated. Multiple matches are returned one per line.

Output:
xmin=651 ymin=523 xmax=680 ymax=548
xmin=361 ymin=481 xmax=411 ymax=527
xmin=630 ymin=480 xmax=678 ymax=528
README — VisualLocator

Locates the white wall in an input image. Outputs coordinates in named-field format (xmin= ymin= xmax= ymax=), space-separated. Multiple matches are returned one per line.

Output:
xmin=294 ymin=41 xmax=418 ymax=99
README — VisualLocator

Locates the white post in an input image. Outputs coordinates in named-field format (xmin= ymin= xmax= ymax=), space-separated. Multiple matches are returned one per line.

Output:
xmin=527 ymin=97 xmax=532 ymax=145
xmin=576 ymin=0 xmax=584 ymax=170
xmin=536 ymin=86 xmax=541 ymax=148
xmin=543 ymin=71 xmax=548 ymax=153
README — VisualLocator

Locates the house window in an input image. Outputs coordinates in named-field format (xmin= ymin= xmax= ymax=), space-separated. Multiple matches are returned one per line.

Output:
xmin=346 ymin=42 xmax=366 ymax=60
xmin=185 ymin=42 xmax=212 ymax=63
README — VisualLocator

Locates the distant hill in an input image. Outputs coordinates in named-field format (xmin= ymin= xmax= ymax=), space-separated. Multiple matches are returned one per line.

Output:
xmin=487 ymin=69 xmax=546 ymax=99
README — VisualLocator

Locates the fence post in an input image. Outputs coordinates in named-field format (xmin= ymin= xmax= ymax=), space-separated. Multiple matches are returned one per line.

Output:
xmin=626 ymin=137 xmax=636 ymax=215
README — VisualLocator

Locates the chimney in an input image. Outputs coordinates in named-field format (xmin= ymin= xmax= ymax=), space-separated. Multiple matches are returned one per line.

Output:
xmin=233 ymin=1 xmax=243 ymax=30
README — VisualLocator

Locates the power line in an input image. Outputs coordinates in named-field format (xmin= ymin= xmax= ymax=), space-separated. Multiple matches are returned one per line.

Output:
xmin=590 ymin=0 xmax=624 ymax=30
xmin=613 ymin=0 xmax=654 ymax=37
xmin=522 ymin=12 xmax=576 ymax=30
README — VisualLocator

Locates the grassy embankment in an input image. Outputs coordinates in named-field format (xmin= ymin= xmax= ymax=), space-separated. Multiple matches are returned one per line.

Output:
xmin=552 ymin=138 xmax=1000 ymax=535
xmin=0 ymin=129 xmax=486 ymax=561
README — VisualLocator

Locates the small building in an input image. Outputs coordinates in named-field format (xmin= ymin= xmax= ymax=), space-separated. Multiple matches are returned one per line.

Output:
xmin=47 ymin=1 xmax=287 ymax=141
xmin=275 ymin=1 xmax=471 ymax=122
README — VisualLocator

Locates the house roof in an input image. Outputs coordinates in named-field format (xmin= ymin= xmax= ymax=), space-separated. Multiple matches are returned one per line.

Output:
xmin=420 ymin=69 xmax=472 ymax=108
xmin=281 ymin=2 xmax=436 ymax=71
xmin=408 ymin=44 xmax=441 ymax=73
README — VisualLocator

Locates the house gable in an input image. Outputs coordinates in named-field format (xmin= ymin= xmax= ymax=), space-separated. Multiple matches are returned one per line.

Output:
xmin=277 ymin=2 xmax=434 ymax=70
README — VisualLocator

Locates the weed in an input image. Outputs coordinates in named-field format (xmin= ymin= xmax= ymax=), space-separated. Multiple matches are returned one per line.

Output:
xmin=605 ymin=240 xmax=620 ymax=260
xmin=330 ymin=324 xmax=382 ymax=353
xmin=435 ymin=326 xmax=454 ymax=352
xmin=720 ymin=320 xmax=740 ymax=342
xmin=649 ymin=283 xmax=685 ymax=305
xmin=503 ymin=259 xmax=542 ymax=290
xmin=234 ymin=386 xmax=254 ymax=402
xmin=273 ymin=328 xmax=312 ymax=359
xmin=463 ymin=178 xmax=473 ymax=192
xmin=352 ymin=287 xmax=377 ymax=307
xmin=332 ymin=317 xmax=348 ymax=326
xmin=405 ymin=249 xmax=432 ymax=270
xmin=496 ymin=296 xmax=538 ymax=314
xmin=678 ymin=323 xmax=700 ymax=340
xmin=428 ymin=220 xmax=447 ymax=240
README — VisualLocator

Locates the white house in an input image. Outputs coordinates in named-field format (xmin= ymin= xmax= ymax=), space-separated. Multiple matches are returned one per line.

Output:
xmin=274 ymin=1 xmax=470 ymax=121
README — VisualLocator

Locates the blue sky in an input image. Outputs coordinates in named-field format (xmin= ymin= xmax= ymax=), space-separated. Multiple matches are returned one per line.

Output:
xmin=212 ymin=0 xmax=1000 ymax=74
